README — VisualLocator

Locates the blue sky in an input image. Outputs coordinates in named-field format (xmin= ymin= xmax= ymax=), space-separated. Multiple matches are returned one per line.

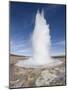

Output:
xmin=10 ymin=2 xmax=66 ymax=56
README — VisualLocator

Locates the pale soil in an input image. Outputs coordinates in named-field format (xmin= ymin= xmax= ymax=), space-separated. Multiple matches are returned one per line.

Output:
xmin=9 ymin=55 xmax=66 ymax=89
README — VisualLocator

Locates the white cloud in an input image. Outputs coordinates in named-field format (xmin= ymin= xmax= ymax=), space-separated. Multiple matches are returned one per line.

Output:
xmin=10 ymin=39 xmax=32 ymax=56
xmin=51 ymin=40 xmax=65 ymax=56
xmin=51 ymin=50 xmax=65 ymax=56
xmin=53 ymin=40 xmax=65 ymax=46
xmin=10 ymin=39 xmax=65 ymax=56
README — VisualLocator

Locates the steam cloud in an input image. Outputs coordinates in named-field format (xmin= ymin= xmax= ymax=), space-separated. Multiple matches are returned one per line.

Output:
xmin=16 ymin=10 xmax=62 ymax=68
xmin=32 ymin=10 xmax=51 ymax=64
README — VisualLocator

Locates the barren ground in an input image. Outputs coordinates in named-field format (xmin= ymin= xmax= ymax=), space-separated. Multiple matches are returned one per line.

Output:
xmin=9 ymin=55 xmax=66 ymax=89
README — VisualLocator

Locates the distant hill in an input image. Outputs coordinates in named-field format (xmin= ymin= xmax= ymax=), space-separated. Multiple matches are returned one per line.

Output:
xmin=10 ymin=54 xmax=65 ymax=58
xmin=10 ymin=54 xmax=29 ymax=57
xmin=9 ymin=54 xmax=65 ymax=64
xmin=52 ymin=55 xmax=66 ymax=58
xmin=9 ymin=54 xmax=30 ymax=64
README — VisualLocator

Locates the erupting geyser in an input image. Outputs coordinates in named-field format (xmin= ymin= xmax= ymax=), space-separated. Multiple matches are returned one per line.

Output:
xmin=32 ymin=10 xmax=51 ymax=64
xmin=16 ymin=10 xmax=62 ymax=68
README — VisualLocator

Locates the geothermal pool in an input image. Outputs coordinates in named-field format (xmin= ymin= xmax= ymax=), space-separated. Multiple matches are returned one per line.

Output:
xmin=15 ymin=10 xmax=62 ymax=68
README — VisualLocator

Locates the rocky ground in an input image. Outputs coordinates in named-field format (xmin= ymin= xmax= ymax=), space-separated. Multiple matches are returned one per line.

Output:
xmin=9 ymin=57 xmax=66 ymax=89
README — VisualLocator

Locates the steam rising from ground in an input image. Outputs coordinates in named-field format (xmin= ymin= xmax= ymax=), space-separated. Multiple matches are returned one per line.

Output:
xmin=16 ymin=10 xmax=62 ymax=68
xmin=32 ymin=10 xmax=51 ymax=64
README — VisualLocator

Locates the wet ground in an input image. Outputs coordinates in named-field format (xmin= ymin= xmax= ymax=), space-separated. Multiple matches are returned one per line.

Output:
xmin=9 ymin=56 xmax=66 ymax=88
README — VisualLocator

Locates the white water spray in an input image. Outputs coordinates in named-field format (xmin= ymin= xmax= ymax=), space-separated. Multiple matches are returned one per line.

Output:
xmin=32 ymin=10 xmax=51 ymax=64
xmin=16 ymin=10 xmax=62 ymax=68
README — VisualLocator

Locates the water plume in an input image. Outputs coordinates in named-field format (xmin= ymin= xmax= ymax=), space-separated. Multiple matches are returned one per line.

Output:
xmin=16 ymin=10 xmax=62 ymax=68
